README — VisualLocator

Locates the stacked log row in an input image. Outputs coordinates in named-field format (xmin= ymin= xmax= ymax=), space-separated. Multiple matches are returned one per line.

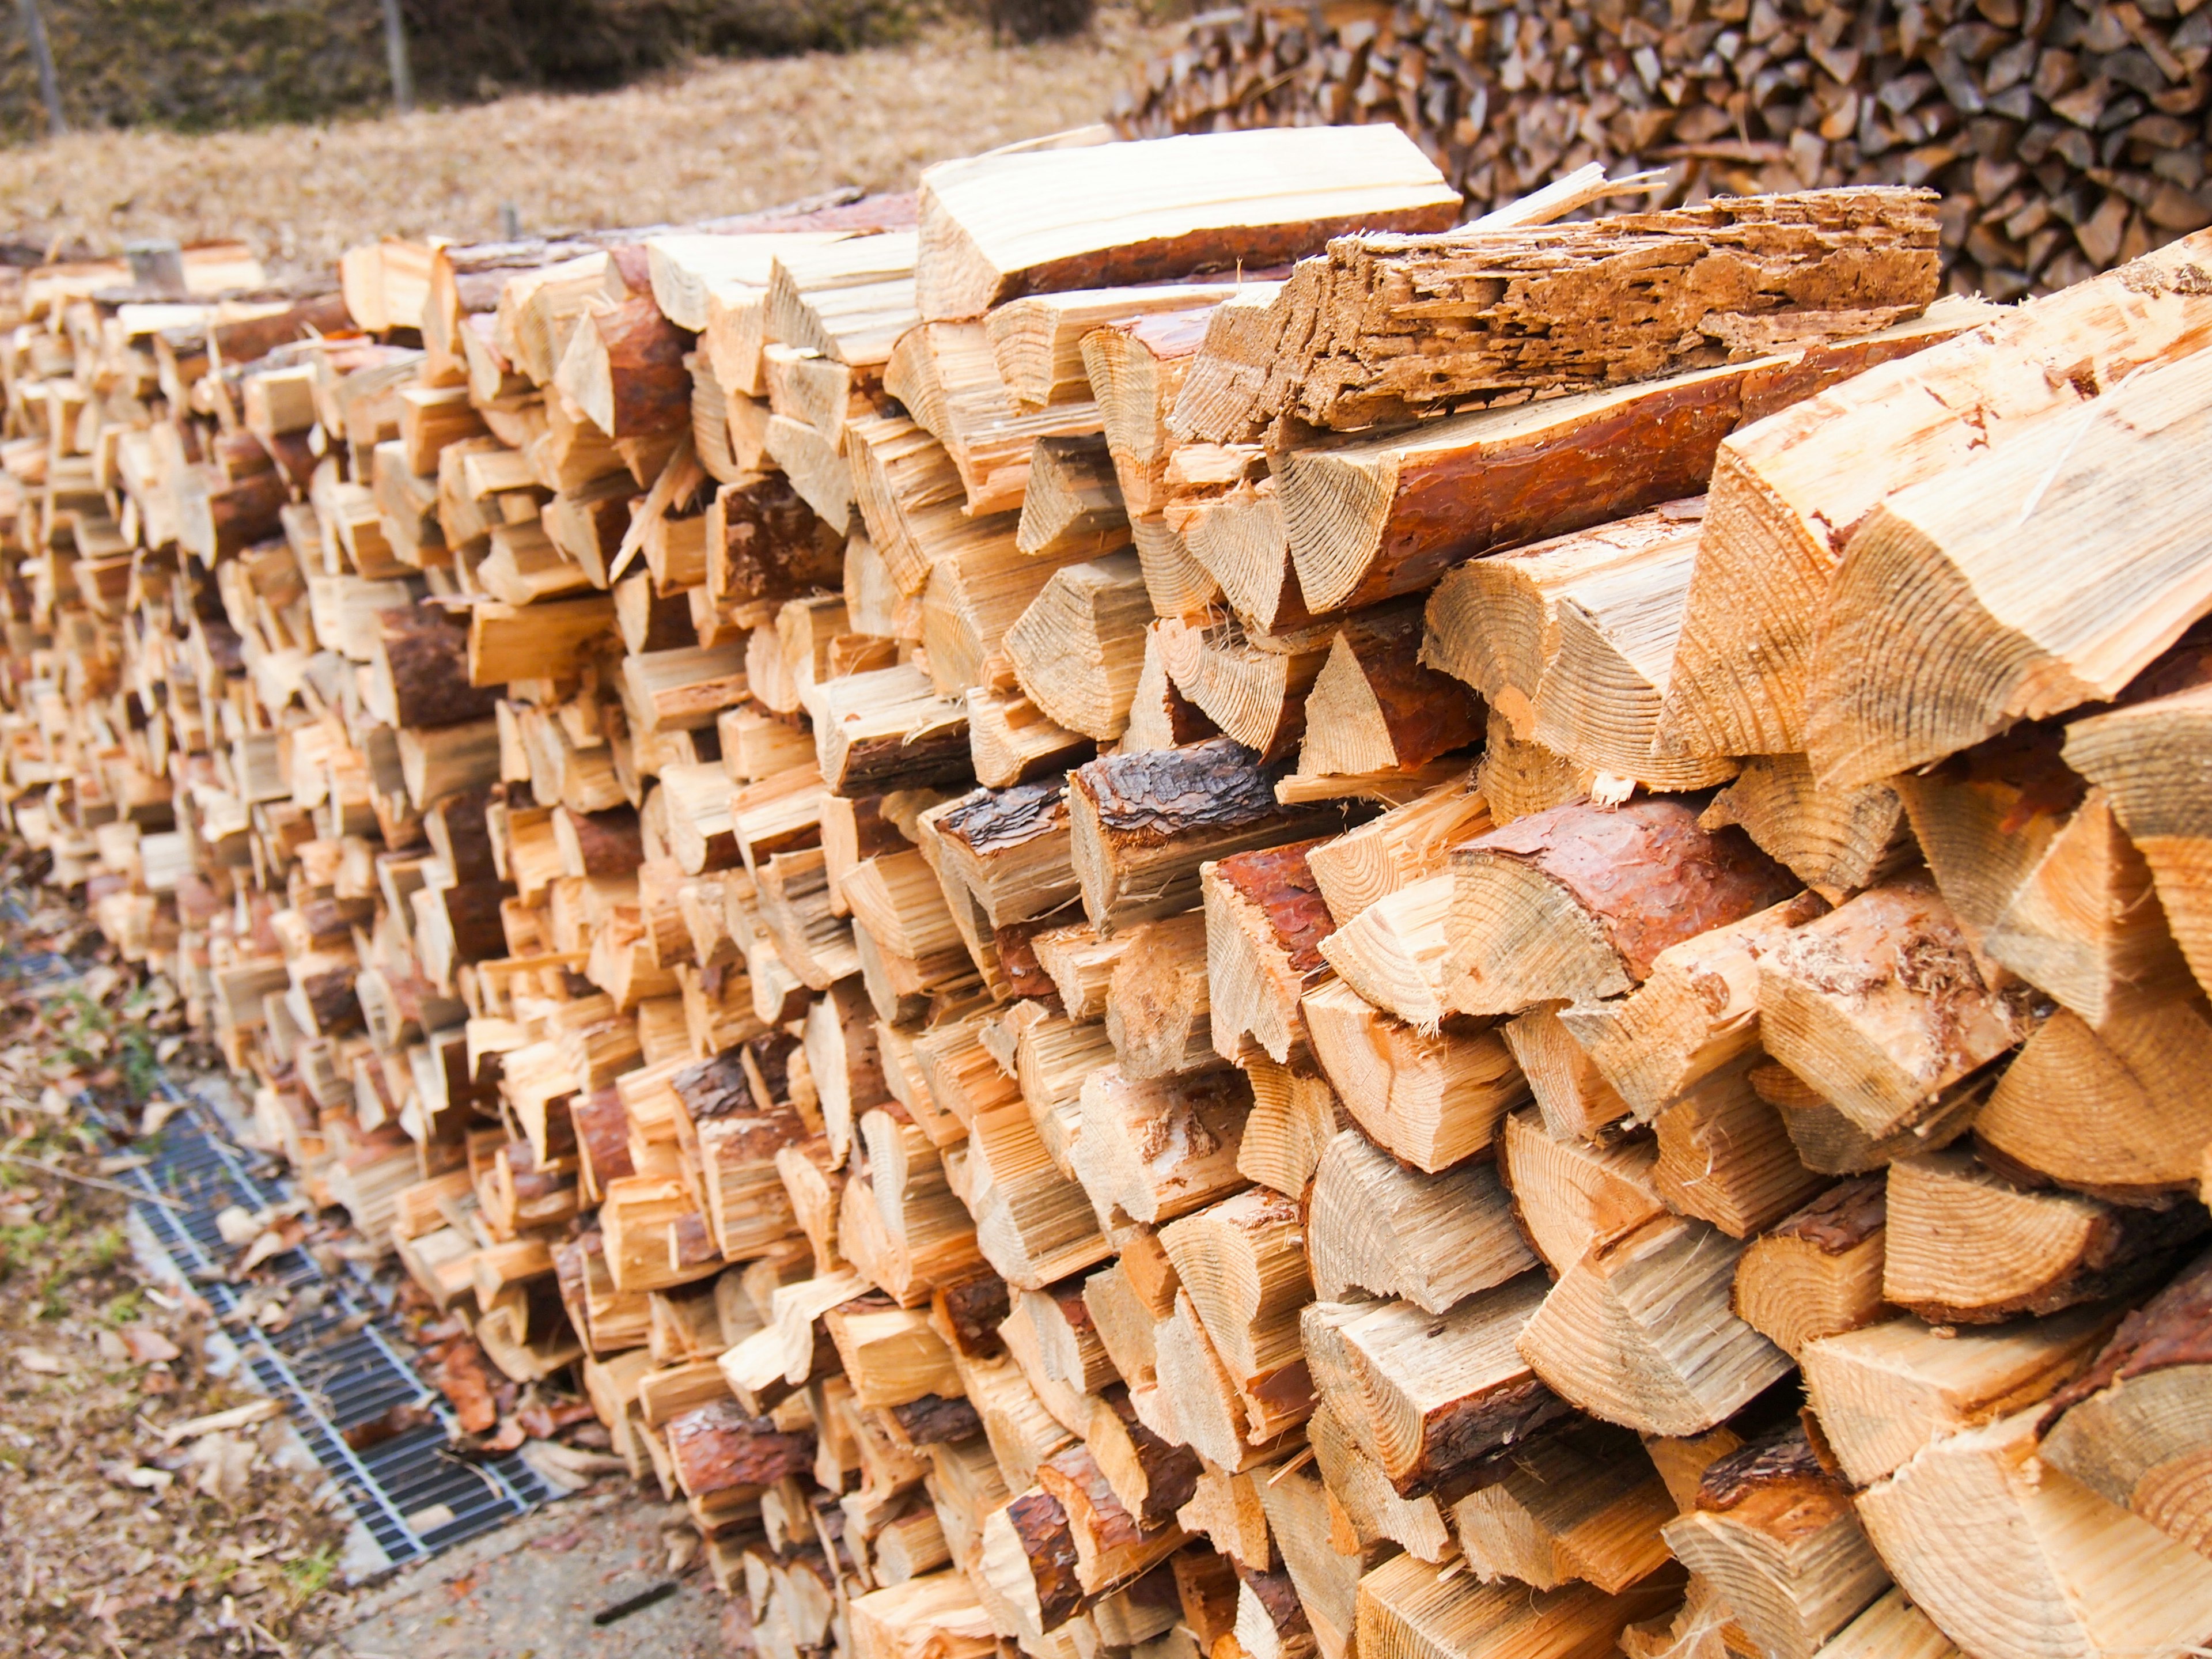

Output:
xmin=6 ymin=122 xmax=2212 ymax=1659
xmin=1113 ymin=0 xmax=2212 ymax=301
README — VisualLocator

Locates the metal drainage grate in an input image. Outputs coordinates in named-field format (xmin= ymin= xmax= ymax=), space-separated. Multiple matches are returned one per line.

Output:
xmin=122 ymin=1084 xmax=557 ymax=1574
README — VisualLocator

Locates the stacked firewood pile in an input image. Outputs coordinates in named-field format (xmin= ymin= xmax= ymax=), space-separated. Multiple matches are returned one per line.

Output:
xmin=6 ymin=124 xmax=2212 ymax=1659
xmin=1112 ymin=0 xmax=2212 ymax=301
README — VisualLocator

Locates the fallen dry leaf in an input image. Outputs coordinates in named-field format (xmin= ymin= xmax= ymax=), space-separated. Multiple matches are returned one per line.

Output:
xmin=187 ymin=1430 xmax=257 ymax=1505
xmin=17 ymin=1348 xmax=66 ymax=1374
xmin=122 ymin=1324 xmax=184 ymax=1364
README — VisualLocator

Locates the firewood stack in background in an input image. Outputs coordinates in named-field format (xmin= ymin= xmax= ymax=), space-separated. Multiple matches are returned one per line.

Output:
xmin=1113 ymin=0 xmax=2212 ymax=302
xmin=5 ymin=112 xmax=2212 ymax=1659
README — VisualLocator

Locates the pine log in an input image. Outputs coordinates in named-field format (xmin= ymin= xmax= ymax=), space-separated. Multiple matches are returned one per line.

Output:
xmin=984 ymin=281 xmax=1237 ymax=410
xmin=1660 ymin=1426 xmax=1891 ymax=1659
xmin=1699 ymin=755 xmax=1911 ymax=902
xmin=1069 ymin=738 xmax=1340 ymax=930
xmin=1160 ymin=1187 xmax=1313 ymax=1433
xmin=1082 ymin=307 xmax=1217 ymax=521
xmin=1186 ymin=188 xmax=1938 ymax=438
xmin=813 ymin=664 xmax=973 ymax=798
xmin=1306 ymin=1126 xmax=1536 ymax=1313
xmin=1882 ymin=1149 xmax=2207 ymax=1325
xmin=2037 ymin=1249 xmax=2212 ymax=1559
xmin=1732 ymin=1177 xmax=1888 ymax=1360
xmin=1662 ymin=233 xmax=2212 ymax=763
xmin=1755 ymin=873 xmax=2034 ymax=1140
xmin=1448 ymin=799 xmax=1796 ymax=1018
xmin=1518 ymin=1213 xmax=1790 ymax=1436
xmin=914 ymin=124 xmax=1456 ymax=320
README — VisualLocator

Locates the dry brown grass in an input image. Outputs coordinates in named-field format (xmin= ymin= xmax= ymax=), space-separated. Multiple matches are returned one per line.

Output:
xmin=0 ymin=10 xmax=1175 ymax=285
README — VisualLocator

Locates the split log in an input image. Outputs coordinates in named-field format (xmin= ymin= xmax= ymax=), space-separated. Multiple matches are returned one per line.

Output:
xmin=1202 ymin=839 xmax=1332 ymax=1066
xmin=2066 ymin=681 xmax=2212 ymax=1003
xmin=1555 ymin=891 xmax=1827 ymax=1123
xmin=1649 ymin=1060 xmax=1825 ymax=1240
xmin=1420 ymin=500 xmax=1699 ymax=739
xmin=1351 ymin=1525 xmax=1680 ymax=1659
xmin=1882 ymin=1149 xmax=2207 ymax=1325
xmin=1104 ymin=912 xmax=1219 ymax=1080
xmin=813 ymin=664 xmax=973 ymax=798
xmin=1269 ymin=304 xmax=1981 ymax=615
xmin=1296 ymin=603 xmax=1480 ymax=782
xmin=1005 ymin=552 xmax=1151 ymax=741
xmin=1160 ymin=1188 xmax=1313 ymax=1431
xmin=1014 ymin=435 xmax=1130 ymax=560
xmin=1810 ymin=350 xmax=2212 ymax=787
xmin=1497 ymin=1107 xmax=1666 ymax=1278
xmin=1450 ymin=1420 xmax=1675 ymax=1595
xmin=1699 ymin=756 xmax=1911 ymax=902
xmin=1185 ymin=188 xmax=1939 ymax=438
xmin=1236 ymin=1056 xmax=1342 ymax=1199
xmin=914 ymin=124 xmax=1457 ymax=320
xmin=1306 ymin=1127 xmax=1535 ymax=1314
xmin=1732 ymin=1177 xmax=1889 ymax=1360
xmin=1069 ymin=738 xmax=1340 ymax=929
xmin=1448 ymin=798 xmax=1797 ymax=1018
xmin=985 ymin=282 xmax=1236 ymax=410
xmin=1755 ymin=873 xmax=2035 ymax=1140
xmin=1660 ymin=1425 xmax=1891 ymax=1659
xmin=1976 ymin=998 xmax=2212 ymax=1201
xmin=1499 ymin=1003 xmax=1628 ymax=1141
xmin=1855 ymin=1408 xmax=2212 ymax=1659
xmin=1516 ymin=1213 xmax=1790 ymax=1437
xmin=370 ymin=606 xmax=502 ymax=730
xmin=1801 ymin=1302 xmax=2127 ymax=1487
xmin=1313 ymin=872 xmax=1456 ymax=1032
xmin=1302 ymin=1277 xmax=1571 ymax=1497
xmin=1662 ymin=234 xmax=2212 ymax=762
xmin=666 ymin=1399 xmax=818 ymax=1496
xmin=2037 ymin=1249 xmax=2212 ymax=1558
xmin=1302 ymin=776 xmax=1488 ymax=927
xmin=1302 ymin=979 xmax=1527 ymax=1172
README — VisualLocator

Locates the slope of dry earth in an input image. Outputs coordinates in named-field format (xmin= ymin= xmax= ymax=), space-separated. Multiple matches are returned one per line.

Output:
xmin=0 ymin=12 xmax=1173 ymax=286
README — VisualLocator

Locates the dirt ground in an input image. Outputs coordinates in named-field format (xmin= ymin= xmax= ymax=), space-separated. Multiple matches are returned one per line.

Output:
xmin=0 ymin=10 xmax=1176 ymax=286
xmin=0 ymin=868 xmax=723 ymax=1658
xmin=0 ymin=877 xmax=349 ymax=1657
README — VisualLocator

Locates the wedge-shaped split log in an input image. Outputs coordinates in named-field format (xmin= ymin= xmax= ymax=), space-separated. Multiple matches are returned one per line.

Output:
xmin=1857 ymin=1408 xmax=2212 ymax=1659
xmin=1882 ymin=1148 xmax=2207 ymax=1325
xmin=1755 ymin=872 xmax=2034 ymax=1141
xmin=1448 ymin=798 xmax=1796 ymax=1019
xmin=1306 ymin=1127 xmax=1535 ymax=1314
xmin=1661 ymin=1425 xmax=1891 ymax=1659
xmin=1517 ymin=1213 xmax=1790 ymax=1437
xmin=2037 ymin=1248 xmax=2212 ymax=1559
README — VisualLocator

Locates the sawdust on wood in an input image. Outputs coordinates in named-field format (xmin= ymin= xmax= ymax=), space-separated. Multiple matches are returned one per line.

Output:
xmin=0 ymin=12 xmax=1174 ymax=289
